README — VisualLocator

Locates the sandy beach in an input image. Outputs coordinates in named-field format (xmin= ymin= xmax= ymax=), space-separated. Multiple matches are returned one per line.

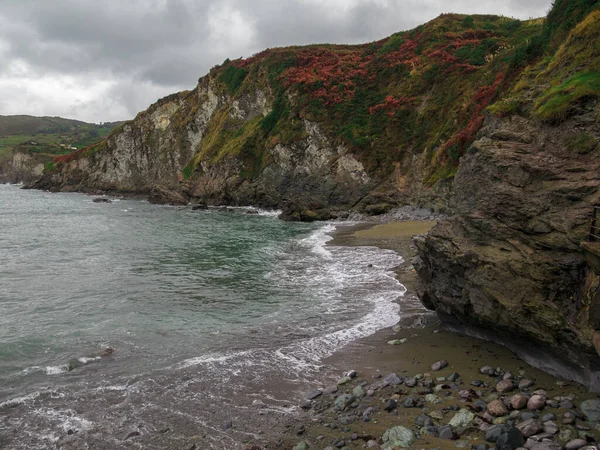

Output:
xmin=267 ymin=220 xmax=600 ymax=450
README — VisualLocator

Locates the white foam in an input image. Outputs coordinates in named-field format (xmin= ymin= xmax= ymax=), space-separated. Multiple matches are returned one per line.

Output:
xmin=78 ymin=356 xmax=101 ymax=364
xmin=0 ymin=391 xmax=40 ymax=408
xmin=45 ymin=365 xmax=68 ymax=375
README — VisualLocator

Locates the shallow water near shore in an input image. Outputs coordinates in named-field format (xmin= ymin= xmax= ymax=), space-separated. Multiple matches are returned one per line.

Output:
xmin=0 ymin=184 xmax=410 ymax=449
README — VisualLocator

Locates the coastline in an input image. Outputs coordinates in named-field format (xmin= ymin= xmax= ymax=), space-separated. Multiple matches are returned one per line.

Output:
xmin=267 ymin=220 xmax=600 ymax=450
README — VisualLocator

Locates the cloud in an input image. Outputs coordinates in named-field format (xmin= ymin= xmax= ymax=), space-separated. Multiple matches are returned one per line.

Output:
xmin=0 ymin=0 xmax=551 ymax=122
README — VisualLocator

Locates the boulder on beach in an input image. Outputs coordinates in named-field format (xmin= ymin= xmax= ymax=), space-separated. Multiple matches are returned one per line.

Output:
xmin=381 ymin=426 xmax=416 ymax=449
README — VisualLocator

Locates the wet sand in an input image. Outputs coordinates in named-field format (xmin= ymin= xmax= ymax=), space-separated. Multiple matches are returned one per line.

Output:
xmin=269 ymin=220 xmax=600 ymax=450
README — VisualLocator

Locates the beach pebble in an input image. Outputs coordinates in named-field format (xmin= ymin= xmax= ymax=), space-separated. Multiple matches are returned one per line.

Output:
xmin=480 ymin=366 xmax=495 ymax=376
xmin=488 ymin=400 xmax=509 ymax=417
xmin=383 ymin=373 xmax=402 ymax=386
xmin=323 ymin=385 xmax=338 ymax=395
xmin=516 ymin=419 xmax=543 ymax=437
xmin=293 ymin=441 xmax=309 ymax=450
xmin=565 ymin=439 xmax=588 ymax=450
xmin=306 ymin=390 xmax=322 ymax=400
xmin=384 ymin=399 xmax=397 ymax=412
xmin=381 ymin=426 xmax=416 ymax=448
xmin=512 ymin=394 xmax=530 ymax=410
xmin=334 ymin=394 xmax=355 ymax=411
xmin=438 ymin=425 xmax=454 ymax=440
xmin=542 ymin=413 xmax=555 ymax=422
xmin=543 ymin=421 xmax=559 ymax=435
xmin=431 ymin=360 xmax=448 ymax=371
xmin=527 ymin=395 xmax=547 ymax=411
xmin=519 ymin=379 xmax=535 ymax=389
xmin=497 ymin=380 xmax=515 ymax=393
xmin=496 ymin=427 xmax=525 ymax=450
xmin=346 ymin=370 xmax=357 ymax=379
xmin=405 ymin=378 xmax=417 ymax=387
xmin=471 ymin=380 xmax=484 ymax=387
xmin=447 ymin=372 xmax=460 ymax=382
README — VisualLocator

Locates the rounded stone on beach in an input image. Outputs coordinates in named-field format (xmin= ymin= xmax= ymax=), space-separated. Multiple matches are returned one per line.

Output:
xmin=487 ymin=400 xmax=509 ymax=417
xmin=516 ymin=419 xmax=543 ymax=437
xmin=431 ymin=360 xmax=448 ymax=371
xmin=527 ymin=395 xmax=546 ymax=411
xmin=511 ymin=394 xmax=529 ymax=410
xmin=496 ymin=380 xmax=515 ymax=393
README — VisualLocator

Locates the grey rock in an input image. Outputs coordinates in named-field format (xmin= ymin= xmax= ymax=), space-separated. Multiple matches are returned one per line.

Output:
xmin=543 ymin=421 xmax=559 ymax=435
xmin=519 ymin=379 xmax=535 ymax=390
xmin=383 ymin=399 xmax=397 ymax=412
xmin=527 ymin=395 xmax=547 ymax=411
xmin=438 ymin=425 xmax=454 ymax=440
xmin=448 ymin=409 xmax=475 ymax=430
xmin=496 ymin=427 xmax=525 ymax=450
xmin=565 ymin=439 xmax=588 ymax=450
xmin=334 ymin=394 xmax=355 ymax=411
xmin=293 ymin=441 xmax=310 ymax=450
xmin=471 ymin=380 xmax=484 ymax=387
xmin=306 ymin=389 xmax=322 ymax=400
xmin=221 ymin=421 xmax=232 ymax=431
xmin=405 ymin=378 xmax=417 ymax=387
xmin=486 ymin=425 xmax=508 ymax=443
xmin=431 ymin=360 xmax=449 ymax=371
xmin=383 ymin=373 xmax=402 ymax=386
xmin=580 ymin=399 xmax=600 ymax=422
xmin=516 ymin=419 xmax=543 ymax=438
xmin=403 ymin=396 xmax=415 ymax=408
xmin=542 ymin=414 xmax=556 ymax=422
xmin=447 ymin=372 xmax=460 ymax=382
xmin=352 ymin=385 xmax=366 ymax=399
xmin=381 ymin=426 xmax=416 ymax=449
xmin=480 ymin=366 xmax=495 ymax=376
xmin=323 ymin=385 xmax=338 ymax=395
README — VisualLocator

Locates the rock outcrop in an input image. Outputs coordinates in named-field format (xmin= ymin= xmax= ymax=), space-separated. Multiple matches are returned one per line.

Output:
xmin=414 ymin=5 xmax=600 ymax=390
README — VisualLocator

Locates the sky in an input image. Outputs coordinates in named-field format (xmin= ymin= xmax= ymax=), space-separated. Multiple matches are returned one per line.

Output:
xmin=0 ymin=0 xmax=551 ymax=123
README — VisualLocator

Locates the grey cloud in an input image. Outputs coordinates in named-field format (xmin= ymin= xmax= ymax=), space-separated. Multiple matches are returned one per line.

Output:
xmin=0 ymin=0 xmax=551 ymax=122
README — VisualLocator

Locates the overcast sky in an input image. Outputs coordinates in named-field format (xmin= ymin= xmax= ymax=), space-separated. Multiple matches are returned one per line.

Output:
xmin=0 ymin=0 xmax=551 ymax=123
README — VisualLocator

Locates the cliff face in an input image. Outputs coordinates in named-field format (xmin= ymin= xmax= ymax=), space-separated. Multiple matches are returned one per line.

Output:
xmin=415 ymin=6 xmax=600 ymax=389
xmin=34 ymin=14 xmax=542 ymax=217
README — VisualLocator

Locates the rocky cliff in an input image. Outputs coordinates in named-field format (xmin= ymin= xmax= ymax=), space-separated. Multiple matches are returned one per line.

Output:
xmin=33 ymin=13 xmax=543 ymax=218
xmin=415 ymin=4 xmax=600 ymax=390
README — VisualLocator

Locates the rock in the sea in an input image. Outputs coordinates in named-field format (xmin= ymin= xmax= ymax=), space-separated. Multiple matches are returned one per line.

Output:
xmin=511 ymin=394 xmax=529 ymax=410
xmin=148 ymin=185 xmax=188 ymax=205
xmin=92 ymin=197 xmax=112 ymax=203
xmin=496 ymin=380 xmax=515 ymax=393
xmin=495 ymin=427 xmax=525 ymax=450
xmin=192 ymin=202 xmax=208 ymax=210
xmin=487 ymin=400 xmax=509 ymax=417
xmin=381 ymin=426 xmax=416 ymax=449
xmin=516 ymin=419 xmax=543 ymax=437
xmin=449 ymin=409 xmax=475 ymax=430
xmin=580 ymin=399 xmax=600 ymax=422
xmin=306 ymin=390 xmax=322 ymax=400
xmin=221 ymin=421 xmax=233 ymax=431
xmin=527 ymin=395 xmax=547 ymax=411
xmin=334 ymin=394 xmax=355 ymax=411
xmin=387 ymin=339 xmax=407 ymax=345
xmin=431 ymin=360 xmax=448 ymax=371
xmin=323 ymin=385 xmax=338 ymax=395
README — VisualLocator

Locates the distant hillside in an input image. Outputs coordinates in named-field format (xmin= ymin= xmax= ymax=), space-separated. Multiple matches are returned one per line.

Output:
xmin=0 ymin=115 xmax=124 ymax=183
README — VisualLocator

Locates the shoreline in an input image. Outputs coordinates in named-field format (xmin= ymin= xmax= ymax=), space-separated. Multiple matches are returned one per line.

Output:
xmin=268 ymin=220 xmax=600 ymax=450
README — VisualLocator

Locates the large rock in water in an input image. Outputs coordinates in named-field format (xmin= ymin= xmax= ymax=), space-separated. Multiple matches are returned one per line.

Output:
xmin=414 ymin=108 xmax=600 ymax=391
xmin=148 ymin=185 xmax=188 ymax=205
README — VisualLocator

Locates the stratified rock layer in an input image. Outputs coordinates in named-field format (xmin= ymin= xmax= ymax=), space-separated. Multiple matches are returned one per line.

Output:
xmin=415 ymin=107 xmax=600 ymax=389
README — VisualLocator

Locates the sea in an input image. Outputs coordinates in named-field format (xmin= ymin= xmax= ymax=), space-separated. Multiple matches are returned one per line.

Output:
xmin=0 ymin=183 xmax=407 ymax=449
